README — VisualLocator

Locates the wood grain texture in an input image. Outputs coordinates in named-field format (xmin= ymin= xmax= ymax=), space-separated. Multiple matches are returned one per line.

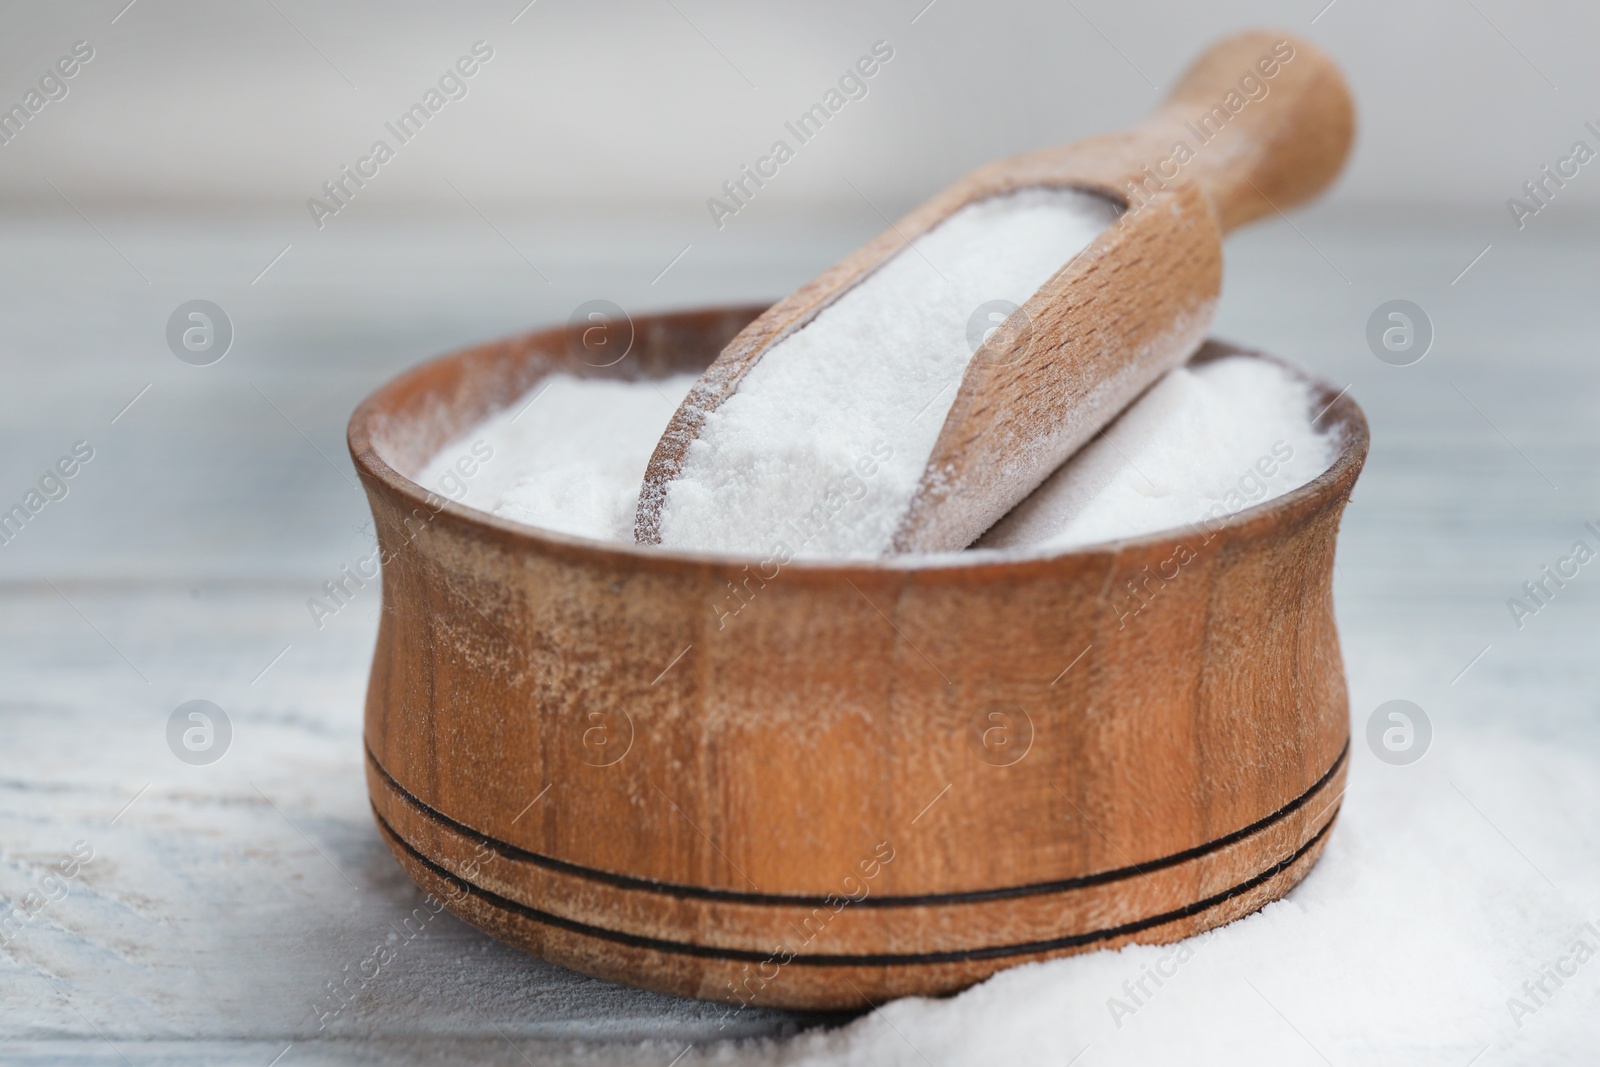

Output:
xmin=349 ymin=308 xmax=1368 ymax=1009
xmin=1142 ymin=31 xmax=1357 ymax=231
xmin=635 ymin=31 xmax=1354 ymax=553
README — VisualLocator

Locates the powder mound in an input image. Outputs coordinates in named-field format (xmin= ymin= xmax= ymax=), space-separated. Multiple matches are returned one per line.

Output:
xmin=979 ymin=355 xmax=1337 ymax=552
xmin=417 ymin=372 xmax=697 ymax=543
xmin=656 ymin=187 xmax=1119 ymax=559
xmin=418 ymin=355 xmax=1335 ymax=559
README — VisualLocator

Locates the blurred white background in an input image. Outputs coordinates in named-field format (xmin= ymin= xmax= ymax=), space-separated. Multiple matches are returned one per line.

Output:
xmin=1 ymin=0 xmax=1594 ymax=219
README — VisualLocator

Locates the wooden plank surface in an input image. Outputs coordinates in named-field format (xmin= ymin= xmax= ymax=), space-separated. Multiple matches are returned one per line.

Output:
xmin=2 ymin=207 xmax=1597 ymax=1063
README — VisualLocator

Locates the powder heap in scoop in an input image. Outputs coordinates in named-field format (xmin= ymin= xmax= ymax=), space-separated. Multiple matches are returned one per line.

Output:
xmin=654 ymin=187 xmax=1119 ymax=558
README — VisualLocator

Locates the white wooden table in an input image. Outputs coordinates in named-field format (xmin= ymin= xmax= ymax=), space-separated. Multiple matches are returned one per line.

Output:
xmin=3 ymin=208 xmax=1598 ymax=1064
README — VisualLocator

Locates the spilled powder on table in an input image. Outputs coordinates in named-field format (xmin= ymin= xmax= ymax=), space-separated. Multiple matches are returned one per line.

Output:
xmin=655 ymin=187 xmax=1119 ymax=558
xmin=566 ymin=723 xmax=1600 ymax=1064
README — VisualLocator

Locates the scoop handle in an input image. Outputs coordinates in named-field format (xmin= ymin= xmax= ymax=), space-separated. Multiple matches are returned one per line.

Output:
xmin=1129 ymin=32 xmax=1354 ymax=232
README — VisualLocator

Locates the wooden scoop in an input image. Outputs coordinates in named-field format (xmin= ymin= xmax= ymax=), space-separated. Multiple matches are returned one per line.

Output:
xmin=635 ymin=30 xmax=1353 ymax=552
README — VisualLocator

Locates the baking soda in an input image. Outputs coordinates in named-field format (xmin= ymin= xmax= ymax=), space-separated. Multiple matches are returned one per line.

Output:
xmin=418 ymin=372 xmax=697 ymax=542
xmin=421 ymin=356 xmax=1331 ymax=555
xmin=656 ymin=187 xmax=1120 ymax=557
xmin=978 ymin=355 xmax=1336 ymax=552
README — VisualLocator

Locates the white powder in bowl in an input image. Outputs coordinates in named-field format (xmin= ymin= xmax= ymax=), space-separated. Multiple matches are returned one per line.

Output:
xmin=417 ymin=372 xmax=698 ymax=542
xmin=656 ymin=187 xmax=1119 ymax=558
xmin=978 ymin=355 xmax=1337 ymax=552
xmin=418 ymin=355 xmax=1333 ymax=556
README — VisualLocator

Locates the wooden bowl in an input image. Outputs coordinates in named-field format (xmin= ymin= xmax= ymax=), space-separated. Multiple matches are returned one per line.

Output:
xmin=348 ymin=305 xmax=1367 ymax=1011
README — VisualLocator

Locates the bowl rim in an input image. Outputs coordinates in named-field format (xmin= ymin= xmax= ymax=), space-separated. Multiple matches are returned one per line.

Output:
xmin=347 ymin=306 xmax=1369 ymax=581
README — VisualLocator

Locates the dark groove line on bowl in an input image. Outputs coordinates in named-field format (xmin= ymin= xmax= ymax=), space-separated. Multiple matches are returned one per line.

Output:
xmin=374 ymin=808 xmax=1337 ymax=967
xmin=366 ymin=737 xmax=1346 ymax=908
